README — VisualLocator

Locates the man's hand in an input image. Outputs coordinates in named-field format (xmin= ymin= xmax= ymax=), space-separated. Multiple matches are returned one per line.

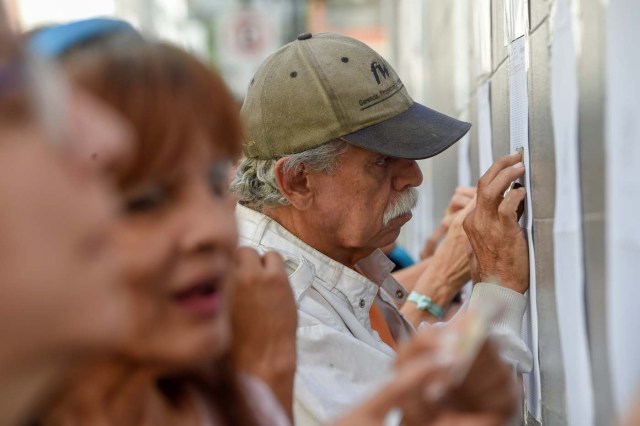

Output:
xmin=420 ymin=186 xmax=476 ymax=260
xmin=467 ymin=243 xmax=481 ymax=285
xmin=463 ymin=153 xmax=529 ymax=294
xmin=229 ymin=248 xmax=297 ymax=419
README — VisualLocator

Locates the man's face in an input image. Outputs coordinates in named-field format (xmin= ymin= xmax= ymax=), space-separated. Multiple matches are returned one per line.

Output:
xmin=305 ymin=144 xmax=422 ymax=263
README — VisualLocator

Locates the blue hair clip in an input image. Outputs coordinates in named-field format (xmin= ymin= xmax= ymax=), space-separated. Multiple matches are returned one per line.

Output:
xmin=28 ymin=17 xmax=139 ymax=58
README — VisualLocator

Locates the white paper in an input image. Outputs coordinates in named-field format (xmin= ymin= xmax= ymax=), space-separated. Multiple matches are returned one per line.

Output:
xmin=504 ymin=0 xmax=529 ymax=45
xmin=551 ymin=0 xmax=595 ymax=424
xmin=454 ymin=0 xmax=470 ymax=112
xmin=606 ymin=0 xmax=640 ymax=416
xmin=457 ymin=133 xmax=471 ymax=187
xmin=457 ymin=129 xmax=473 ymax=303
xmin=508 ymin=35 xmax=542 ymax=421
xmin=477 ymin=81 xmax=493 ymax=175
xmin=474 ymin=0 xmax=492 ymax=76
xmin=509 ymin=37 xmax=528 ymax=154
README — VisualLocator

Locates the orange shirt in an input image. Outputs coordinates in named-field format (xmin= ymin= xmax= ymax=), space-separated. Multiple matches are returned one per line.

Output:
xmin=369 ymin=302 xmax=398 ymax=350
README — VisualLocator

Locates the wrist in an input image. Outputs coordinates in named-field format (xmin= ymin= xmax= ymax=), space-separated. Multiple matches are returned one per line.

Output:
xmin=400 ymin=286 xmax=450 ymax=326
xmin=479 ymin=272 xmax=528 ymax=294
xmin=407 ymin=291 xmax=444 ymax=319
xmin=413 ymin=268 xmax=458 ymax=307
xmin=239 ymin=344 xmax=296 ymax=420
xmin=236 ymin=341 xmax=296 ymax=381
xmin=260 ymin=343 xmax=297 ymax=381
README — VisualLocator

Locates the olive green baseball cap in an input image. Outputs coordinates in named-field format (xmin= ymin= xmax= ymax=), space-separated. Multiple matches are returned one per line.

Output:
xmin=241 ymin=32 xmax=471 ymax=160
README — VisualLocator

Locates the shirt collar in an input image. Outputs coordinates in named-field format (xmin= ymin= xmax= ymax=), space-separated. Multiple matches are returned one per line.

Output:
xmin=236 ymin=204 xmax=395 ymax=308
xmin=356 ymin=249 xmax=409 ymax=305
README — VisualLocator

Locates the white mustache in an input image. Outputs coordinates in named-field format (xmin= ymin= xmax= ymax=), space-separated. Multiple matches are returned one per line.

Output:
xmin=382 ymin=188 xmax=419 ymax=226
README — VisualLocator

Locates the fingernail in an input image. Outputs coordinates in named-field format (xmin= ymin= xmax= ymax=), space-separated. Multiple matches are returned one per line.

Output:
xmin=513 ymin=162 xmax=524 ymax=169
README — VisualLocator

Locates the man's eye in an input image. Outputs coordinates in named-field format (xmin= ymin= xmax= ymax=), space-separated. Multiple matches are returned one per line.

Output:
xmin=375 ymin=156 xmax=390 ymax=167
xmin=124 ymin=186 xmax=169 ymax=213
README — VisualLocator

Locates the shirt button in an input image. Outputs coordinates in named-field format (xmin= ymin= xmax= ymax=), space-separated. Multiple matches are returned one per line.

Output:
xmin=396 ymin=290 xmax=405 ymax=299
xmin=359 ymin=299 xmax=366 ymax=308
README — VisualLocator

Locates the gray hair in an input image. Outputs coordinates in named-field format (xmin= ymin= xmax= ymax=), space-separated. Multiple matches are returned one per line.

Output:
xmin=230 ymin=139 xmax=349 ymax=211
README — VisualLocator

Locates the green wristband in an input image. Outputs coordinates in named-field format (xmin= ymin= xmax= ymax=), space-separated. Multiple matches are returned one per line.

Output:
xmin=407 ymin=291 xmax=445 ymax=319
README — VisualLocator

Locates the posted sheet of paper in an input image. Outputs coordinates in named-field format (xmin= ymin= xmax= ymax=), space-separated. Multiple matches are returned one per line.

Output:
xmin=477 ymin=81 xmax=493 ymax=175
xmin=606 ymin=0 xmax=640 ymax=416
xmin=504 ymin=0 xmax=529 ymax=45
xmin=474 ymin=0 xmax=492 ymax=76
xmin=508 ymin=35 xmax=541 ymax=421
xmin=551 ymin=0 xmax=595 ymax=424
xmin=457 ymin=133 xmax=471 ymax=187
xmin=456 ymin=130 xmax=473 ymax=302
xmin=509 ymin=37 xmax=528 ymax=154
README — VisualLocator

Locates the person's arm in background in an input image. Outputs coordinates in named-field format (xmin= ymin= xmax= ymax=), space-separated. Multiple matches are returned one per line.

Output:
xmin=393 ymin=187 xmax=475 ymax=293
xmin=400 ymin=199 xmax=475 ymax=326
xmin=230 ymin=248 xmax=297 ymax=421
xmin=420 ymin=186 xmax=476 ymax=261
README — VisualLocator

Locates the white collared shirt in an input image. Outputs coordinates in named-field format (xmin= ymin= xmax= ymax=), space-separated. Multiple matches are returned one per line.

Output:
xmin=236 ymin=204 xmax=532 ymax=425
xmin=237 ymin=204 xmax=415 ymax=425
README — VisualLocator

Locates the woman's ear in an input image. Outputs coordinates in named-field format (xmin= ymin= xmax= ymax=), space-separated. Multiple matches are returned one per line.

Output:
xmin=274 ymin=158 xmax=313 ymax=210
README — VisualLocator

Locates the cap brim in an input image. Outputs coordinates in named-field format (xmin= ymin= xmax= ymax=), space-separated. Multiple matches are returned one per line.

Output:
xmin=342 ymin=102 xmax=471 ymax=160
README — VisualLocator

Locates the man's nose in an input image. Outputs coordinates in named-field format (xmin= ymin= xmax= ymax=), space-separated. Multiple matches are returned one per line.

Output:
xmin=392 ymin=159 xmax=423 ymax=191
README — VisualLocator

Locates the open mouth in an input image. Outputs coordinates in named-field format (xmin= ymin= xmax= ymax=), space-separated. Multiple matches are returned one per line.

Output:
xmin=173 ymin=279 xmax=223 ymax=317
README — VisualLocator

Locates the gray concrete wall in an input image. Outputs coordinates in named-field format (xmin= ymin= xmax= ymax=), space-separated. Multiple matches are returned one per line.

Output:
xmin=396 ymin=0 xmax=612 ymax=423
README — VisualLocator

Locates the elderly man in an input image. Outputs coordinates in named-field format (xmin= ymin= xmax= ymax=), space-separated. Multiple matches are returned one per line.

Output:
xmin=231 ymin=32 xmax=531 ymax=424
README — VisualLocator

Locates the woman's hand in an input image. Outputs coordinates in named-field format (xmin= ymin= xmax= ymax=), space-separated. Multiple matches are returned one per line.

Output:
xmin=229 ymin=248 xmax=297 ymax=419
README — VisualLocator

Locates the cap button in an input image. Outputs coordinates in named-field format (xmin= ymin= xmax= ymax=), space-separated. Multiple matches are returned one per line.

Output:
xmin=297 ymin=32 xmax=312 ymax=41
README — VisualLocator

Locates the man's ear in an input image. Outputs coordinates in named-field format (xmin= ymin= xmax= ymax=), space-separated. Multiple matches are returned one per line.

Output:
xmin=274 ymin=158 xmax=314 ymax=210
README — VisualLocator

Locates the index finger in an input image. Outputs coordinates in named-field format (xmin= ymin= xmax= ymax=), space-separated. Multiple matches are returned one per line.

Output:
xmin=262 ymin=250 xmax=286 ymax=272
xmin=236 ymin=246 xmax=264 ymax=269
xmin=477 ymin=152 xmax=522 ymax=191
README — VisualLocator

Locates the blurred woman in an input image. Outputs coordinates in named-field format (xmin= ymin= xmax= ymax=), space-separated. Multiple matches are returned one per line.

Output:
xmin=30 ymin=20 xmax=294 ymax=426
xmin=0 ymin=17 xmax=134 ymax=426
